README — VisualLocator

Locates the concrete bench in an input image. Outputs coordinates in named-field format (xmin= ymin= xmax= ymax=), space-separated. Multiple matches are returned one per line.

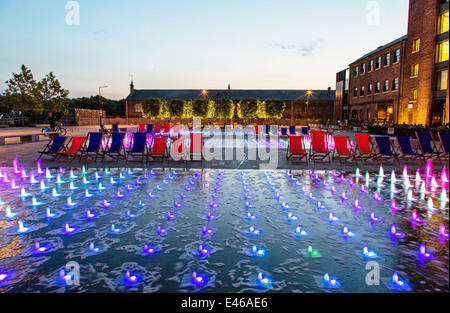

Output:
xmin=0 ymin=132 xmax=60 ymax=145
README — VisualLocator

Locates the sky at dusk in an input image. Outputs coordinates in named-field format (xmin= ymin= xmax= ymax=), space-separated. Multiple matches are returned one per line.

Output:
xmin=0 ymin=0 xmax=409 ymax=100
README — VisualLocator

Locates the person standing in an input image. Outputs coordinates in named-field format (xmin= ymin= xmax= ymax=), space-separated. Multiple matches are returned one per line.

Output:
xmin=48 ymin=112 xmax=57 ymax=132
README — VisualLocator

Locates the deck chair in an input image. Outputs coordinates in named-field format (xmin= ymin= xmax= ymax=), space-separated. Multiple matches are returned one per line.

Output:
xmin=55 ymin=137 xmax=86 ymax=162
xmin=101 ymin=132 xmax=125 ymax=163
xmin=162 ymin=124 xmax=171 ymax=136
xmin=146 ymin=137 xmax=167 ymax=163
xmin=301 ymin=127 xmax=309 ymax=136
xmin=154 ymin=125 xmax=162 ymax=136
xmin=171 ymin=124 xmax=180 ymax=138
xmin=396 ymin=136 xmax=424 ymax=165
xmin=146 ymin=124 xmax=153 ymax=134
xmin=112 ymin=124 xmax=119 ymax=133
xmin=188 ymin=133 xmax=204 ymax=162
xmin=79 ymin=132 xmax=103 ymax=162
xmin=355 ymin=134 xmax=380 ymax=165
xmin=38 ymin=136 xmax=67 ymax=161
xmin=168 ymin=138 xmax=186 ymax=163
xmin=100 ymin=125 xmax=110 ymax=134
xmin=126 ymin=132 xmax=148 ymax=162
xmin=270 ymin=125 xmax=279 ymax=136
xmin=254 ymin=125 xmax=260 ymax=136
xmin=289 ymin=126 xmax=296 ymax=136
xmin=310 ymin=131 xmax=331 ymax=164
xmin=416 ymin=132 xmax=442 ymax=164
xmin=438 ymin=132 xmax=449 ymax=162
xmin=333 ymin=136 xmax=357 ymax=165
xmin=280 ymin=128 xmax=288 ymax=138
xmin=286 ymin=136 xmax=308 ymax=164
xmin=374 ymin=136 xmax=400 ymax=164
xmin=137 ymin=124 xmax=146 ymax=133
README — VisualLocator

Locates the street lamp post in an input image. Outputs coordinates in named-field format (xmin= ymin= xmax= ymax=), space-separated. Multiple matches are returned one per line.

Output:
xmin=306 ymin=90 xmax=312 ymax=125
xmin=99 ymin=86 xmax=108 ymax=125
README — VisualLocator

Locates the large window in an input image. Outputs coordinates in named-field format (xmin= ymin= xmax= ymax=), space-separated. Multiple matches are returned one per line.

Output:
xmin=375 ymin=82 xmax=380 ymax=94
xmin=384 ymin=53 xmax=390 ymax=66
xmin=393 ymin=78 xmax=399 ymax=91
xmin=412 ymin=63 xmax=419 ymax=76
xmin=368 ymin=83 xmax=373 ymax=95
xmin=383 ymin=80 xmax=389 ymax=92
xmin=369 ymin=60 xmax=374 ymax=72
xmin=413 ymin=38 xmax=420 ymax=52
xmin=376 ymin=57 xmax=381 ymax=69
xmin=436 ymin=70 xmax=448 ymax=90
xmin=353 ymin=87 xmax=358 ymax=97
xmin=394 ymin=49 xmax=401 ymax=63
xmin=436 ymin=40 xmax=449 ymax=63
xmin=354 ymin=66 xmax=359 ymax=77
xmin=361 ymin=63 xmax=366 ymax=75
xmin=437 ymin=11 xmax=449 ymax=35
xmin=360 ymin=86 xmax=365 ymax=97
xmin=410 ymin=89 xmax=418 ymax=101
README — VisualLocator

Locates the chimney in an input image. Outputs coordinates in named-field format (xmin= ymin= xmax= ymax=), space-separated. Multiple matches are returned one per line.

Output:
xmin=130 ymin=81 xmax=135 ymax=96
xmin=228 ymin=84 xmax=231 ymax=96
xmin=328 ymin=87 xmax=331 ymax=95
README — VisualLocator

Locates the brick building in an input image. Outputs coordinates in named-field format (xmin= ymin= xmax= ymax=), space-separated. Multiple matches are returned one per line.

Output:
xmin=399 ymin=0 xmax=449 ymax=126
xmin=336 ymin=0 xmax=449 ymax=126
xmin=347 ymin=36 xmax=407 ymax=125
xmin=124 ymin=82 xmax=335 ymax=123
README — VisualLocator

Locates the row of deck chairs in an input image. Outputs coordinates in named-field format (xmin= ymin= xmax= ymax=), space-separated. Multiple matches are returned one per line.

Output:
xmin=286 ymin=131 xmax=449 ymax=165
xmin=38 ymin=132 xmax=205 ymax=163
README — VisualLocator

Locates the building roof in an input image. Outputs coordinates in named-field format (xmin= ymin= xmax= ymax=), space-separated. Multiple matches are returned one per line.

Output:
xmin=350 ymin=35 xmax=408 ymax=65
xmin=126 ymin=89 xmax=335 ymax=102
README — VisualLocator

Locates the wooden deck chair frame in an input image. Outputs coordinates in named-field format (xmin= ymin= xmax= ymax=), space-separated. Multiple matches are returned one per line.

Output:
xmin=438 ymin=132 xmax=449 ymax=162
xmin=101 ymin=132 xmax=126 ymax=163
xmin=146 ymin=137 xmax=168 ymax=163
xmin=415 ymin=132 xmax=442 ymax=164
xmin=354 ymin=134 xmax=380 ymax=165
xmin=309 ymin=131 xmax=332 ymax=164
xmin=126 ymin=132 xmax=148 ymax=163
xmin=38 ymin=136 xmax=67 ymax=162
xmin=286 ymin=135 xmax=308 ymax=164
xmin=55 ymin=136 xmax=87 ymax=162
xmin=395 ymin=136 xmax=424 ymax=165
xmin=374 ymin=136 xmax=400 ymax=165
xmin=79 ymin=132 xmax=104 ymax=163
xmin=332 ymin=136 xmax=357 ymax=165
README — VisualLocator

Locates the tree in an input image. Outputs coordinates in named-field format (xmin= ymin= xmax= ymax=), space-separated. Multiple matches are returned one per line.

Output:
xmin=141 ymin=98 xmax=162 ymax=119
xmin=214 ymin=98 xmax=235 ymax=118
xmin=38 ymin=72 xmax=70 ymax=113
xmin=237 ymin=98 xmax=259 ymax=119
xmin=192 ymin=98 xmax=214 ymax=118
xmin=165 ymin=99 xmax=185 ymax=118
xmin=261 ymin=98 xmax=286 ymax=119
xmin=3 ymin=65 xmax=41 ymax=115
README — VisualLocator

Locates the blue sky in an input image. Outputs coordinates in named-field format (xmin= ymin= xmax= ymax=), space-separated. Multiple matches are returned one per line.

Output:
xmin=0 ymin=0 xmax=409 ymax=100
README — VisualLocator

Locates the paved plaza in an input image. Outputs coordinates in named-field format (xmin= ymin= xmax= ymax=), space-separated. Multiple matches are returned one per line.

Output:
xmin=0 ymin=126 xmax=446 ymax=173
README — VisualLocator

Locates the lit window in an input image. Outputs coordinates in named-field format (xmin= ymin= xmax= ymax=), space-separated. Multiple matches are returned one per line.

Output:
xmin=436 ymin=40 xmax=449 ymax=63
xmin=393 ymin=78 xmax=399 ymax=91
xmin=436 ymin=70 xmax=448 ymax=90
xmin=394 ymin=49 xmax=401 ymax=63
xmin=437 ymin=11 xmax=449 ymax=35
xmin=375 ymin=82 xmax=380 ymax=93
xmin=383 ymin=80 xmax=389 ymax=92
xmin=412 ymin=63 xmax=419 ymax=76
xmin=411 ymin=89 xmax=418 ymax=101
xmin=413 ymin=39 xmax=420 ymax=52
xmin=368 ymin=84 xmax=373 ymax=95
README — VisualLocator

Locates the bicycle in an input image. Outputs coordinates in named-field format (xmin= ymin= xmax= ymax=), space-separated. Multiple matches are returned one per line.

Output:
xmin=42 ymin=121 xmax=67 ymax=136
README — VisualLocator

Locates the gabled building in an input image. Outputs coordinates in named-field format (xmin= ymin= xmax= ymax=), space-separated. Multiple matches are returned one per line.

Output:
xmin=124 ymin=82 xmax=336 ymax=123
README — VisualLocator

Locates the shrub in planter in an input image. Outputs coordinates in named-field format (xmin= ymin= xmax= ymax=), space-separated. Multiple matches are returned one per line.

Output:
xmin=192 ymin=98 xmax=214 ymax=118
xmin=214 ymin=98 xmax=235 ymax=119
xmin=237 ymin=98 xmax=259 ymax=119
xmin=141 ymin=98 xmax=163 ymax=119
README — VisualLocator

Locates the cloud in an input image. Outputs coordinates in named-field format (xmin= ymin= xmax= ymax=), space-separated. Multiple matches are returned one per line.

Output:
xmin=272 ymin=40 xmax=323 ymax=57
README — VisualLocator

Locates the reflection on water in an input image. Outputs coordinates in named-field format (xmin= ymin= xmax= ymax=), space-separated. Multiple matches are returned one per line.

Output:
xmin=0 ymin=164 xmax=448 ymax=293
